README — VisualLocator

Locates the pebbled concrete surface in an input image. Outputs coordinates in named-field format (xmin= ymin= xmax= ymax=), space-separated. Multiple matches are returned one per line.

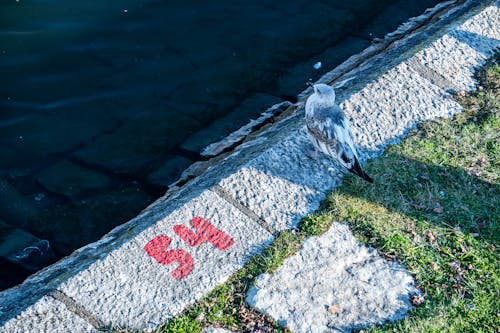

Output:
xmin=340 ymin=61 xmax=462 ymax=156
xmin=219 ymin=127 xmax=342 ymax=232
xmin=57 ymin=189 xmax=273 ymax=330
xmin=413 ymin=4 xmax=499 ymax=91
xmin=0 ymin=295 xmax=97 ymax=333
xmin=247 ymin=223 xmax=416 ymax=333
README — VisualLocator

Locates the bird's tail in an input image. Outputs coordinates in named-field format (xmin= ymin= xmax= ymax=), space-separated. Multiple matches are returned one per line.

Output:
xmin=348 ymin=157 xmax=373 ymax=183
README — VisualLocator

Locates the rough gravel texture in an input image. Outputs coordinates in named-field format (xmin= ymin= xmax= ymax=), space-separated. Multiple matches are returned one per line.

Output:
xmin=0 ymin=296 xmax=97 ymax=333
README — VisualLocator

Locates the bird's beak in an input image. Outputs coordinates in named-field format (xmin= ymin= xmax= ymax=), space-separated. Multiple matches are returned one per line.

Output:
xmin=307 ymin=81 xmax=317 ymax=94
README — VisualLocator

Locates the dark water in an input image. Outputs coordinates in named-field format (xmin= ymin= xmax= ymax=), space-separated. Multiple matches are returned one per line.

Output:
xmin=0 ymin=0 xmax=441 ymax=289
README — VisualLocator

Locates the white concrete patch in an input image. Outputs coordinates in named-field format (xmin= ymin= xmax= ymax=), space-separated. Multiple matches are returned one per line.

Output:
xmin=341 ymin=62 xmax=462 ymax=155
xmin=414 ymin=3 xmax=499 ymax=91
xmin=0 ymin=296 xmax=97 ymax=333
xmin=219 ymin=128 xmax=343 ymax=231
xmin=247 ymin=223 xmax=416 ymax=333
xmin=57 ymin=190 xmax=273 ymax=331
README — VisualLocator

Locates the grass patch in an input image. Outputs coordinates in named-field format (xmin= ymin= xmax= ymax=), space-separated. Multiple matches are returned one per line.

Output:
xmin=116 ymin=56 xmax=498 ymax=333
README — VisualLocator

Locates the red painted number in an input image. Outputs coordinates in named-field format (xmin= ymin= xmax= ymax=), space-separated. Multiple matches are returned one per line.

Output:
xmin=144 ymin=217 xmax=234 ymax=279
xmin=173 ymin=216 xmax=234 ymax=250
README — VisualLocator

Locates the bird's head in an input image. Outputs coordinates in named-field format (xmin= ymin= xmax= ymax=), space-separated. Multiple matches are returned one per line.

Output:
xmin=309 ymin=83 xmax=335 ymax=101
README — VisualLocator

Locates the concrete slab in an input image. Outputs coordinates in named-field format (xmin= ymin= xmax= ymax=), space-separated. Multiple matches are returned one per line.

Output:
xmin=413 ymin=3 xmax=499 ymax=92
xmin=340 ymin=62 xmax=462 ymax=155
xmin=247 ymin=223 xmax=416 ymax=333
xmin=219 ymin=128 xmax=342 ymax=232
xmin=0 ymin=295 xmax=97 ymax=333
xmin=58 ymin=189 xmax=273 ymax=330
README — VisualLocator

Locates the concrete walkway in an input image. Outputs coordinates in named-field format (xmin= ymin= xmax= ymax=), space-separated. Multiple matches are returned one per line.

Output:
xmin=0 ymin=0 xmax=498 ymax=332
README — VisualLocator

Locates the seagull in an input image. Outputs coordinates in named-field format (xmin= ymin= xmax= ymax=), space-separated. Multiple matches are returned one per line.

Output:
xmin=305 ymin=83 xmax=373 ymax=183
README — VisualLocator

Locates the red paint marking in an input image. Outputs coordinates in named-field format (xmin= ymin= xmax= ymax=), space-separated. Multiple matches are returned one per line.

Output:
xmin=144 ymin=235 xmax=194 ymax=279
xmin=144 ymin=217 xmax=234 ymax=279
xmin=173 ymin=216 xmax=234 ymax=250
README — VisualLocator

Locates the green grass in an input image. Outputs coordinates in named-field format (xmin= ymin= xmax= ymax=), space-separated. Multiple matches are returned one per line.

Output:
xmin=114 ymin=56 xmax=499 ymax=333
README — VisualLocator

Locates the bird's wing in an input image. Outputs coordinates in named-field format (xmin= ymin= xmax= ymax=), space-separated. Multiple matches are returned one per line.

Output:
xmin=306 ymin=105 xmax=346 ymax=148
xmin=306 ymin=116 xmax=337 ymax=147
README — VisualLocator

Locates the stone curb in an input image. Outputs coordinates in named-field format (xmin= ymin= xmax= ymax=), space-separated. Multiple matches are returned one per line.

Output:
xmin=0 ymin=0 xmax=498 ymax=332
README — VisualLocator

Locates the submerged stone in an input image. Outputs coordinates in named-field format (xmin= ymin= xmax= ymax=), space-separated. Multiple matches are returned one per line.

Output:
xmin=147 ymin=155 xmax=194 ymax=187
xmin=73 ymin=109 xmax=200 ymax=176
xmin=0 ymin=220 xmax=57 ymax=273
xmin=32 ymin=186 xmax=153 ymax=255
xmin=180 ymin=93 xmax=283 ymax=153
xmin=37 ymin=159 xmax=111 ymax=199
xmin=0 ymin=179 xmax=39 ymax=230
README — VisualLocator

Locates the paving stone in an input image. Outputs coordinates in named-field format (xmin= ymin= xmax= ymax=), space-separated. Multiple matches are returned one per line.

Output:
xmin=456 ymin=2 xmax=500 ymax=42
xmin=36 ymin=159 xmax=111 ymax=199
xmin=413 ymin=4 xmax=500 ymax=92
xmin=340 ymin=61 xmax=463 ymax=155
xmin=58 ymin=190 xmax=273 ymax=330
xmin=0 ymin=295 xmax=97 ymax=333
xmin=247 ymin=223 xmax=416 ymax=333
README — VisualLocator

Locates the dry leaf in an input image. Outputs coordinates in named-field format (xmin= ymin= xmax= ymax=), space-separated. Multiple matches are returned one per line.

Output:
xmin=410 ymin=230 xmax=422 ymax=243
xmin=430 ymin=262 xmax=439 ymax=271
xmin=433 ymin=203 xmax=444 ymax=214
xmin=426 ymin=231 xmax=436 ymax=244
xmin=410 ymin=294 xmax=425 ymax=306
xmin=411 ymin=201 xmax=425 ymax=210
xmin=448 ymin=260 xmax=462 ymax=272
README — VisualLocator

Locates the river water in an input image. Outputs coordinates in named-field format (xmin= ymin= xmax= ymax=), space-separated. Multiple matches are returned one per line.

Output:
xmin=0 ymin=0 xmax=441 ymax=289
